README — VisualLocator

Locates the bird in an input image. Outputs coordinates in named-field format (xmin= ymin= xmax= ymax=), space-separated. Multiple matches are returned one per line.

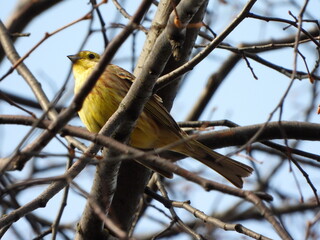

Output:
xmin=68 ymin=50 xmax=253 ymax=188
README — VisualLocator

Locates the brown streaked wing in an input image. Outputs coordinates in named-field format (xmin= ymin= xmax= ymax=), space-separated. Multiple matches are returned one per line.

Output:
xmin=109 ymin=64 xmax=183 ymax=137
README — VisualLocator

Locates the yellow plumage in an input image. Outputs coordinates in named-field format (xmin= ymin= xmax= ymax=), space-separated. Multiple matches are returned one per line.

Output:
xmin=68 ymin=51 xmax=253 ymax=188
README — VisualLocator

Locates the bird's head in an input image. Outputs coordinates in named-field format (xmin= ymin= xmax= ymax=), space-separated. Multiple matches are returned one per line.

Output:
xmin=68 ymin=51 xmax=100 ymax=69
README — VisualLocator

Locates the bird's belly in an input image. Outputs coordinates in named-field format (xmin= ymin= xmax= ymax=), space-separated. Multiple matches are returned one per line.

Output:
xmin=79 ymin=88 xmax=179 ymax=150
xmin=78 ymin=88 xmax=118 ymax=133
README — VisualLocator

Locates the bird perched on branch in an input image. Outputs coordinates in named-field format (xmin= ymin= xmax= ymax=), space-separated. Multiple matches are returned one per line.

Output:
xmin=68 ymin=50 xmax=253 ymax=188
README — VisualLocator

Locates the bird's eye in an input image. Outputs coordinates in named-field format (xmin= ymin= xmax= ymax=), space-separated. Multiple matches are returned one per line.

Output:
xmin=88 ymin=53 xmax=95 ymax=59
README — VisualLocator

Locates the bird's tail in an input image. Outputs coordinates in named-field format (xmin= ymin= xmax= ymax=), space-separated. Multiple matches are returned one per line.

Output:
xmin=175 ymin=139 xmax=253 ymax=188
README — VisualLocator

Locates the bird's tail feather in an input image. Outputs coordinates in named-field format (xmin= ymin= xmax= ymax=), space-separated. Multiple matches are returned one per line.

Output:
xmin=175 ymin=139 xmax=253 ymax=188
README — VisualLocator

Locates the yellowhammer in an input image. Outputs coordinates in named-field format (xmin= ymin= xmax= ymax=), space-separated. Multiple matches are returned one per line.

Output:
xmin=68 ymin=51 xmax=253 ymax=188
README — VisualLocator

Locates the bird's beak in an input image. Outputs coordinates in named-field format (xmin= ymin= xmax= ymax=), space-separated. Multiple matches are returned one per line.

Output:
xmin=67 ymin=54 xmax=80 ymax=63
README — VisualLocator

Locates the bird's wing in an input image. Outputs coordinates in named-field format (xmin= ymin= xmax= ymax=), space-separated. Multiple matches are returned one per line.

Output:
xmin=144 ymin=95 xmax=183 ymax=135
xmin=112 ymin=64 xmax=182 ymax=135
